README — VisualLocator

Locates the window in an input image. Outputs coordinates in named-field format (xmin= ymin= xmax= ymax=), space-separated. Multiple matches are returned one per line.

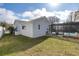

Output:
xmin=22 ymin=26 xmax=26 ymax=30
xmin=38 ymin=25 xmax=40 ymax=30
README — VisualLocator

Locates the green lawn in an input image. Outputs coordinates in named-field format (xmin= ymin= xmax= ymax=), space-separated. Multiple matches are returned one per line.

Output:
xmin=0 ymin=34 xmax=79 ymax=56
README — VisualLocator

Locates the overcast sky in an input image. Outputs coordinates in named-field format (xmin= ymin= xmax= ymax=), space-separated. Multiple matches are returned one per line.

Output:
xmin=0 ymin=3 xmax=79 ymax=24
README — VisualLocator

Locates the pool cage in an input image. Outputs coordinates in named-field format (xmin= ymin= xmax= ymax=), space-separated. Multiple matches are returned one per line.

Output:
xmin=49 ymin=22 xmax=79 ymax=37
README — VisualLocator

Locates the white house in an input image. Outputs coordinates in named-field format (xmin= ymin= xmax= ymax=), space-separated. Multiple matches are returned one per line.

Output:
xmin=0 ymin=26 xmax=4 ymax=38
xmin=67 ymin=10 xmax=79 ymax=22
xmin=14 ymin=16 xmax=50 ymax=38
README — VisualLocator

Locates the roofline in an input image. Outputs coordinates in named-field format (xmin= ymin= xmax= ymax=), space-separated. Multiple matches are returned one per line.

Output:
xmin=14 ymin=16 xmax=49 ymax=23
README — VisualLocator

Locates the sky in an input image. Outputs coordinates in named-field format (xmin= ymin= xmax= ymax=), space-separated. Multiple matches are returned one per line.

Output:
xmin=0 ymin=3 xmax=79 ymax=24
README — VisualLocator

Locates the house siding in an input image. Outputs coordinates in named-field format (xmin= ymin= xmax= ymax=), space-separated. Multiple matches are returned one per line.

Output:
xmin=14 ymin=20 xmax=33 ymax=37
xmin=32 ymin=17 xmax=49 ymax=38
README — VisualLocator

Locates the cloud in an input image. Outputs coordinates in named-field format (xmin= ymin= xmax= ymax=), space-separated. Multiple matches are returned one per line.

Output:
xmin=22 ymin=11 xmax=34 ymax=18
xmin=53 ymin=10 xmax=72 ymax=22
xmin=22 ymin=8 xmax=72 ymax=22
xmin=0 ymin=7 xmax=72 ymax=24
xmin=22 ymin=8 xmax=54 ymax=18
xmin=0 ymin=8 xmax=18 ymax=24
xmin=5 ymin=10 xmax=18 ymax=24
xmin=0 ymin=8 xmax=6 ymax=15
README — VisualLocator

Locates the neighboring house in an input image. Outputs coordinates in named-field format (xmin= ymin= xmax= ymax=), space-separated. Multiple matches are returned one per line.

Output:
xmin=0 ymin=26 xmax=4 ymax=38
xmin=14 ymin=16 xmax=50 ymax=38
xmin=67 ymin=10 xmax=79 ymax=22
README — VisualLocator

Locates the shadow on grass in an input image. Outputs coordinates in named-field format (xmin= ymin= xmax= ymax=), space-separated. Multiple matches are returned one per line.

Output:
xmin=51 ymin=35 xmax=79 ymax=44
xmin=0 ymin=34 xmax=49 ymax=56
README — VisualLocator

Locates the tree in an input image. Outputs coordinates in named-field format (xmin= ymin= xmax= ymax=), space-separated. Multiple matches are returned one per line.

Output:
xmin=0 ymin=22 xmax=6 ymax=27
xmin=0 ymin=22 xmax=15 ymax=35
xmin=48 ymin=16 xmax=60 ymax=35
xmin=48 ymin=16 xmax=60 ymax=24
xmin=7 ymin=26 xmax=14 ymax=35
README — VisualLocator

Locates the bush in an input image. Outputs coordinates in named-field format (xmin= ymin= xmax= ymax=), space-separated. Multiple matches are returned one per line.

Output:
xmin=7 ymin=26 xmax=15 ymax=35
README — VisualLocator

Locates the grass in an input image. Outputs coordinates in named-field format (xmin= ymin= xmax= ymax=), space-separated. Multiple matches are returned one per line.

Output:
xmin=0 ymin=34 xmax=79 ymax=56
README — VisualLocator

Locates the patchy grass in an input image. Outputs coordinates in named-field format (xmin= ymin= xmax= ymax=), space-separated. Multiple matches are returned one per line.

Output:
xmin=0 ymin=35 xmax=79 ymax=56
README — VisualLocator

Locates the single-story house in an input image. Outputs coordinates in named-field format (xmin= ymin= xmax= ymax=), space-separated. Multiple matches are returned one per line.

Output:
xmin=14 ymin=16 xmax=50 ymax=38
